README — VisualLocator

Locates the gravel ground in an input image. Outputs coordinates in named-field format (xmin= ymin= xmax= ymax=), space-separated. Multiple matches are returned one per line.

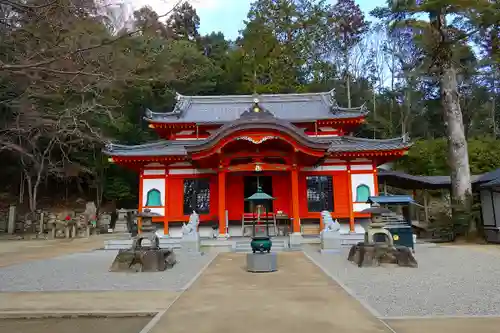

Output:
xmin=304 ymin=243 xmax=500 ymax=318
xmin=0 ymin=250 xmax=215 ymax=292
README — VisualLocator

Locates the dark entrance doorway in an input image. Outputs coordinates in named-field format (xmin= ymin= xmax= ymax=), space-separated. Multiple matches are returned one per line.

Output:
xmin=244 ymin=176 xmax=273 ymax=213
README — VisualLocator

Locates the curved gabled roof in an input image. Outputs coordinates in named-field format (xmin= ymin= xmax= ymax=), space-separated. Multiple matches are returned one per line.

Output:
xmin=144 ymin=89 xmax=369 ymax=124
xmin=327 ymin=136 xmax=411 ymax=152
xmin=103 ymin=135 xmax=411 ymax=158
xmin=185 ymin=107 xmax=329 ymax=153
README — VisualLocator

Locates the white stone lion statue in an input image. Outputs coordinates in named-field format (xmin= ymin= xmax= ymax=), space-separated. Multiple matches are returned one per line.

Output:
xmin=182 ymin=211 xmax=199 ymax=236
xmin=320 ymin=210 xmax=341 ymax=234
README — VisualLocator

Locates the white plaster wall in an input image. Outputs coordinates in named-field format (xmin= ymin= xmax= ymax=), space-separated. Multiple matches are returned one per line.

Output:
xmin=350 ymin=164 xmax=372 ymax=171
xmin=351 ymin=173 xmax=376 ymax=212
xmin=143 ymin=169 xmax=166 ymax=175
xmin=142 ymin=178 xmax=166 ymax=208
xmin=353 ymin=202 xmax=371 ymax=212
xmin=302 ymin=165 xmax=347 ymax=171
xmin=169 ymin=169 xmax=215 ymax=175
xmin=144 ymin=162 xmax=163 ymax=167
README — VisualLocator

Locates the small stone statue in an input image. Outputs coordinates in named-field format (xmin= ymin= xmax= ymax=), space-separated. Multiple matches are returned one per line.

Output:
xmin=180 ymin=211 xmax=201 ymax=253
xmin=98 ymin=213 xmax=111 ymax=231
xmin=320 ymin=211 xmax=341 ymax=234
xmin=320 ymin=210 xmax=342 ymax=254
xmin=84 ymin=202 xmax=97 ymax=227
xmin=182 ymin=211 xmax=199 ymax=236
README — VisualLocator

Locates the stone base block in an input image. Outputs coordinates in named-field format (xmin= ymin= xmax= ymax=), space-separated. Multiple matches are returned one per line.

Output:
xmin=109 ymin=248 xmax=176 ymax=272
xmin=289 ymin=233 xmax=303 ymax=249
xmin=180 ymin=238 xmax=201 ymax=253
xmin=348 ymin=242 xmax=418 ymax=268
xmin=246 ymin=252 xmax=278 ymax=273
xmin=321 ymin=233 xmax=342 ymax=253
xmin=113 ymin=223 xmax=129 ymax=233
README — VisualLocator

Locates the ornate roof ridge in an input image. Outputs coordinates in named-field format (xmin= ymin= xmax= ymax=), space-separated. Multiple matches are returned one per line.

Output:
xmin=175 ymin=88 xmax=336 ymax=101
xmin=143 ymin=89 xmax=370 ymax=123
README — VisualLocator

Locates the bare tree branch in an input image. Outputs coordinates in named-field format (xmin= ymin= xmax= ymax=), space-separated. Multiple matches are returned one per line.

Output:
xmin=0 ymin=0 xmax=183 ymax=72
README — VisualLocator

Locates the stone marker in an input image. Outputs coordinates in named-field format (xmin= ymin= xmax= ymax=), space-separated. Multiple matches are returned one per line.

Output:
xmin=320 ymin=211 xmax=342 ymax=254
xmin=180 ymin=211 xmax=201 ymax=253
xmin=99 ymin=213 xmax=111 ymax=231
xmin=114 ymin=209 xmax=129 ymax=233
xmin=38 ymin=211 xmax=44 ymax=235
xmin=7 ymin=205 xmax=16 ymax=234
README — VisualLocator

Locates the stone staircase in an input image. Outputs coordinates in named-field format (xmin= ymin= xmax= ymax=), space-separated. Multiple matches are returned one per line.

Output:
xmin=104 ymin=233 xmax=364 ymax=251
xmin=233 ymin=238 xmax=288 ymax=252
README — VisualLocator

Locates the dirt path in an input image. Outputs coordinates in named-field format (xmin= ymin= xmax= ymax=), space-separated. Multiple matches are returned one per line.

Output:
xmin=0 ymin=317 xmax=152 ymax=333
xmin=0 ymin=236 xmax=108 ymax=267
xmin=149 ymin=252 xmax=391 ymax=333
xmin=0 ymin=291 xmax=179 ymax=314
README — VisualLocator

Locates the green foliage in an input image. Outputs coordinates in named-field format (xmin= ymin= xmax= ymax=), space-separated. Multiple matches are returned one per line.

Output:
xmin=104 ymin=175 xmax=136 ymax=202
xmin=397 ymin=137 xmax=500 ymax=176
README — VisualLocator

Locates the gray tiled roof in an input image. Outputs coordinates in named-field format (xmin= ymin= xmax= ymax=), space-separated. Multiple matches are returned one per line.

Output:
xmin=377 ymin=168 xmax=496 ymax=190
xmin=103 ymin=135 xmax=411 ymax=157
xmin=327 ymin=136 xmax=412 ymax=153
xmin=144 ymin=89 xmax=368 ymax=124
xmin=103 ymin=141 xmax=188 ymax=157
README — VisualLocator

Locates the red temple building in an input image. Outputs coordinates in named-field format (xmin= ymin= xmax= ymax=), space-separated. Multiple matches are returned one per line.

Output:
xmin=104 ymin=89 xmax=411 ymax=239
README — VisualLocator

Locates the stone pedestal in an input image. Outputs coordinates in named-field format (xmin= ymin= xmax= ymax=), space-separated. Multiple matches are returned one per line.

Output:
xmin=180 ymin=233 xmax=201 ymax=253
xmin=289 ymin=232 xmax=303 ymax=249
xmin=246 ymin=252 xmax=278 ymax=272
xmin=348 ymin=243 xmax=418 ymax=268
xmin=320 ymin=231 xmax=342 ymax=254
xmin=114 ymin=209 xmax=129 ymax=233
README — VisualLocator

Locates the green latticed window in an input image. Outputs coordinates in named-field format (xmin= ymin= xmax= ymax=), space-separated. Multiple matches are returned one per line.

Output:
xmin=355 ymin=184 xmax=370 ymax=203
xmin=145 ymin=188 xmax=162 ymax=207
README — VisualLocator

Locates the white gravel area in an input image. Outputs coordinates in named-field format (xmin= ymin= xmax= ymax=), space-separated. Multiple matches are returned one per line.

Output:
xmin=304 ymin=243 xmax=500 ymax=318
xmin=0 ymin=250 xmax=216 ymax=292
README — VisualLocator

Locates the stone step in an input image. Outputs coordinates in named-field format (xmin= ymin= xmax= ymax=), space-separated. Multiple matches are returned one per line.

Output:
xmin=234 ymin=244 xmax=288 ymax=250
xmin=104 ymin=238 xmax=181 ymax=250
xmin=340 ymin=237 xmax=364 ymax=246
xmin=233 ymin=239 xmax=288 ymax=253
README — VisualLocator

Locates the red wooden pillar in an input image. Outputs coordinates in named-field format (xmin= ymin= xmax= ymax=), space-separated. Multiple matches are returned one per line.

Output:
xmin=164 ymin=171 xmax=169 ymax=235
xmin=373 ymin=163 xmax=379 ymax=195
xmin=138 ymin=169 xmax=144 ymax=233
xmin=347 ymin=164 xmax=355 ymax=232
xmin=218 ymin=168 xmax=227 ymax=236
xmin=291 ymin=166 xmax=301 ymax=233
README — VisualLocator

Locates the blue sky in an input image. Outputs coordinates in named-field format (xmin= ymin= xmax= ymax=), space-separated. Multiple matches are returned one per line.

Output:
xmin=133 ymin=0 xmax=388 ymax=40
xmin=195 ymin=0 xmax=387 ymax=39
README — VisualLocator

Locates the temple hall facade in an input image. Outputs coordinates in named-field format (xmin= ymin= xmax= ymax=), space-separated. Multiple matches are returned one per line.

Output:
xmin=104 ymin=90 xmax=411 ymax=238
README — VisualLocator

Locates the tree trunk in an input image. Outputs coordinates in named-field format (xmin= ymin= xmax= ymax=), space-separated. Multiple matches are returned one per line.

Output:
xmin=431 ymin=11 xmax=473 ymax=235
xmin=493 ymin=67 xmax=498 ymax=136
xmin=441 ymin=63 xmax=473 ymax=232
xmin=345 ymin=51 xmax=351 ymax=108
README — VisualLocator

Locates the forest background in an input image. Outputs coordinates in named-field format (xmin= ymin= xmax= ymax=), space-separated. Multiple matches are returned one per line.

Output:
xmin=0 ymin=0 xmax=498 ymax=213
